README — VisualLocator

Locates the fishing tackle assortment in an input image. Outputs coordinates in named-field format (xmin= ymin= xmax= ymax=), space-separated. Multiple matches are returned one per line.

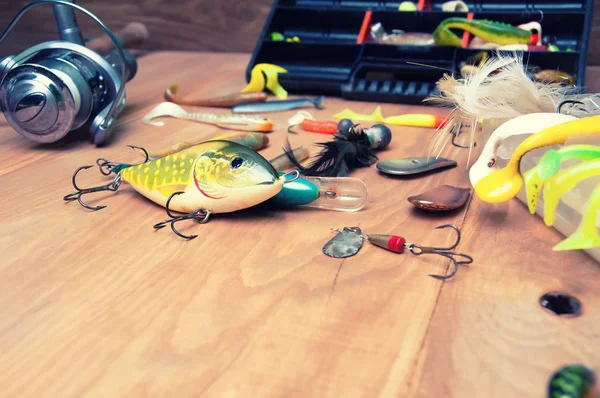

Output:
xmin=142 ymin=102 xmax=274 ymax=132
xmin=324 ymin=224 xmax=473 ymax=279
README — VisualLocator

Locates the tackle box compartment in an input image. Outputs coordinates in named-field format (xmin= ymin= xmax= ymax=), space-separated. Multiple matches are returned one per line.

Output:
xmin=246 ymin=0 xmax=594 ymax=104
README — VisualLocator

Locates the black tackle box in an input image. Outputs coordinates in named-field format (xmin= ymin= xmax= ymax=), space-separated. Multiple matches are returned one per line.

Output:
xmin=245 ymin=0 xmax=594 ymax=104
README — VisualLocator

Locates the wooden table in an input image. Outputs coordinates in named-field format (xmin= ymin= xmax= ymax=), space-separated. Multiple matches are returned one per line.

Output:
xmin=1 ymin=51 xmax=598 ymax=397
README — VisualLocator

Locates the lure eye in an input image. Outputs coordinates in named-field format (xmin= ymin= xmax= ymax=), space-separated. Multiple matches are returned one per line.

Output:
xmin=231 ymin=157 xmax=243 ymax=169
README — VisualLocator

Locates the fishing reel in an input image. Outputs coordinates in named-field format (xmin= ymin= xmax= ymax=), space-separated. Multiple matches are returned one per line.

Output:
xmin=0 ymin=0 xmax=137 ymax=145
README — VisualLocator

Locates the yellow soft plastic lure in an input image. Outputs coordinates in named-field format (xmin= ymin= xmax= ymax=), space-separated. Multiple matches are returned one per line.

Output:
xmin=552 ymin=182 xmax=600 ymax=251
xmin=333 ymin=106 xmax=447 ymax=128
xmin=474 ymin=115 xmax=600 ymax=203
xmin=524 ymin=145 xmax=600 ymax=214
xmin=542 ymin=158 xmax=600 ymax=226
xmin=64 ymin=140 xmax=298 ymax=239
xmin=241 ymin=63 xmax=288 ymax=99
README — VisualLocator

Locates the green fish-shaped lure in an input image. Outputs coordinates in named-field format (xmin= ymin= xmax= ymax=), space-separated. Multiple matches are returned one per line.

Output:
xmin=64 ymin=140 xmax=298 ymax=239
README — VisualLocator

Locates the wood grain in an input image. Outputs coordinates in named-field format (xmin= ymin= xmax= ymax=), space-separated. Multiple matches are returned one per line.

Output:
xmin=0 ymin=51 xmax=599 ymax=397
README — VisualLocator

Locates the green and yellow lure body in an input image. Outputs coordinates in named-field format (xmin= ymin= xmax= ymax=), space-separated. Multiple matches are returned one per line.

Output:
xmin=115 ymin=140 xmax=285 ymax=214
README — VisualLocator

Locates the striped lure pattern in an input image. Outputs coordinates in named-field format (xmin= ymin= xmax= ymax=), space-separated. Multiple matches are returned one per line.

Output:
xmin=548 ymin=364 xmax=597 ymax=398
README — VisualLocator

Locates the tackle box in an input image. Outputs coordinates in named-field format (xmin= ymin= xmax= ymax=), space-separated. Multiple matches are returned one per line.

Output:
xmin=246 ymin=0 xmax=594 ymax=104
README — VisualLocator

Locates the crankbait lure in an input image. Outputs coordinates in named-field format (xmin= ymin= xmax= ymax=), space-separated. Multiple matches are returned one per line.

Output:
xmin=473 ymin=115 xmax=600 ymax=204
xmin=433 ymin=17 xmax=533 ymax=47
xmin=327 ymin=224 xmax=473 ymax=279
xmin=242 ymin=63 xmax=288 ymax=99
xmin=63 ymin=141 xmax=299 ymax=239
xmin=547 ymin=364 xmax=597 ymax=398
xmin=469 ymin=113 xmax=578 ymax=189
xmin=333 ymin=106 xmax=448 ymax=129
xmin=147 ymin=132 xmax=271 ymax=160
xmin=142 ymin=102 xmax=274 ymax=132
xmin=232 ymin=96 xmax=324 ymax=114
xmin=164 ymin=84 xmax=268 ymax=107
xmin=524 ymin=145 xmax=600 ymax=214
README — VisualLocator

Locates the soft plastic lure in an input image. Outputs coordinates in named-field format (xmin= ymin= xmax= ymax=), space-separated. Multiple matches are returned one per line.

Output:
xmin=164 ymin=84 xmax=269 ymax=107
xmin=553 ymin=182 xmax=600 ymax=251
xmin=469 ymin=113 xmax=577 ymax=188
xmin=524 ymin=145 xmax=600 ymax=214
xmin=333 ymin=106 xmax=447 ymax=129
xmin=232 ymin=96 xmax=324 ymax=114
xmin=142 ymin=102 xmax=274 ymax=132
xmin=241 ymin=63 xmax=288 ymax=99
xmin=147 ymin=132 xmax=270 ymax=160
xmin=433 ymin=17 xmax=533 ymax=47
xmin=63 ymin=140 xmax=299 ymax=239
xmin=473 ymin=115 xmax=600 ymax=204
xmin=542 ymin=158 xmax=600 ymax=225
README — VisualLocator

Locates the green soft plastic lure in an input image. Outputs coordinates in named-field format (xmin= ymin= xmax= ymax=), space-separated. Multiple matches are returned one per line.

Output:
xmin=542 ymin=158 xmax=600 ymax=251
xmin=433 ymin=17 xmax=532 ymax=47
xmin=524 ymin=145 xmax=600 ymax=214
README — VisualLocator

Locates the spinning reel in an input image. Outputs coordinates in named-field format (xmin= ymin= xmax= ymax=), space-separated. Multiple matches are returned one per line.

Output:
xmin=0 ymin=0 xmax=137 ymax=145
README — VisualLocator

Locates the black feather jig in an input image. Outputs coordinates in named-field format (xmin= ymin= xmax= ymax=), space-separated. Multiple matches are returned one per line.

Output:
xmin=283 ymin=123 xmax=391 ymax=177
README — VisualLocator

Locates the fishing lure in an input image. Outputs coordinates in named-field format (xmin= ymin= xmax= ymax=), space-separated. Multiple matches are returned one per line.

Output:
xmin=142 ymin=102 xmax=274 ymax=132
xmin=283 ymin=124 xmax=392 ymax=177
xmin=433 ymin=17 xmax=534 ymax=47
xmin=147 ymin=132 xmax=271 ymax=160
xmin=164 ymin=84 xmax=269 ymax=107
xmin=370 ymin=22 xmax=434 ymax=46
xmin=473 ymin=115 xmax=600 ymax=204
xmin=469 ymin=113 xmax=578 ymax=189
xmin=547 ymin=364 xmax=597 ymax=398
xmin=327 ymin=224 xmax=473 ymax=279
xmin=524 ymin=145 xmax=600 ymax=214
xmin=542 ymin=158 xmax=600 ymax=245
xmin=322 ymin=226 xmax=364 ymax=258
xmin=241 ymin=63 xmax=288 ymax=99
xmin=287 ymin=111 xmax=352 ymax=135
xmin=232 ymin=96 xmax=324 ymax=114
xmin=333 ymin=106 xmax=447 ymax=129
xmin=267 ymin=174 xmax=368 ymax=212
xmin=63 ymin=140 xmax=299 ymax=239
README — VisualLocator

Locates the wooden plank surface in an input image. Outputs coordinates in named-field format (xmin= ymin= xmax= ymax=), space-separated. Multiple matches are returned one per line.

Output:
xmin=0 ymin=51 xmax=598 ymax=397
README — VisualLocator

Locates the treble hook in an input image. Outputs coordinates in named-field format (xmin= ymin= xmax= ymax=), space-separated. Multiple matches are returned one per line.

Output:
xmin=153 ymin=191 xmax=211 ymax=240
xmin=96 ymin=145 xmax=149 ymax=176
xmin=63 ymin=166 xmax=122 ymax=210
xmin=404 ymin=224 xmax=473 ymax=279
xmin=557 ymin=99 xmax=587 ymax=115
xmin=365 ymin=224 xmax=473 ymax=279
